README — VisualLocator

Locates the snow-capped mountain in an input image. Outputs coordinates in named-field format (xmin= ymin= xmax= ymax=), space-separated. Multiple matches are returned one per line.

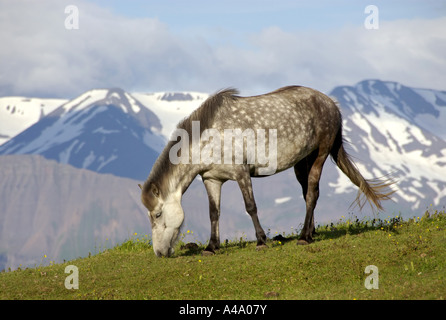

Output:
xmin=0 ymin=88 xmax=166 ymax=181
xmin=328 ymin=80 xmax=446 ymax=211
xmin=0 ymin=80 xmax=444 ymax=211
xmin=0 ymin=96 xmax=67 ymax=145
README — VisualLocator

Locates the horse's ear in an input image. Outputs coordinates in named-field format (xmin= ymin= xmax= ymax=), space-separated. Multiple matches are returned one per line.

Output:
xmin=150 ymin=183 xmax=160 ymax=198
xmin=138 ymin=184 xmax=143 ymax=190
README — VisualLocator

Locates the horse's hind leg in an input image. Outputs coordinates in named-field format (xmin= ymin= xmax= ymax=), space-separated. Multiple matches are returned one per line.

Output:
xmin=294 ymin=149 xmax=328 ymax=245
xmin=294 ymin=150 xmax=317 ymax=237
xmin=236 ymin=167 xmax=267 ymax=248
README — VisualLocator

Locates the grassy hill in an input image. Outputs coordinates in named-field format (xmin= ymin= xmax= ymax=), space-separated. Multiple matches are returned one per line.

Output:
xmin=1 ymin=209 xmax=445 ymax=300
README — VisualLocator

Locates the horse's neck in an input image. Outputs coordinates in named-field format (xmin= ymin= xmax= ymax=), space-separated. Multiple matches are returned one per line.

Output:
xmin=169 ymin=163 xmax=202 ymax=195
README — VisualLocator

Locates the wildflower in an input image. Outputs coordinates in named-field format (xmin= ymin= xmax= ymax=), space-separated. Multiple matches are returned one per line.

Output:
xmin=134 ymin=232 xmax=137 ymax=236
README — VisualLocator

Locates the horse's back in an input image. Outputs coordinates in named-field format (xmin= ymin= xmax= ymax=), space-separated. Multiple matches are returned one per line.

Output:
xmin=216 ymin=86 xmax=340 ymax=131
xmin=211 ymin=86 xmax=342 ymax=173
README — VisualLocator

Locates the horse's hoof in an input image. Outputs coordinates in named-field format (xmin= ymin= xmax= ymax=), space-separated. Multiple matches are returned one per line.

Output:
xmin=201 ymin=250 xmax=215 ymax=256
xmin=297 ymin=239 xmax=310 ymax=245
xmin=256 ymin=244 xmax=268 ymax=251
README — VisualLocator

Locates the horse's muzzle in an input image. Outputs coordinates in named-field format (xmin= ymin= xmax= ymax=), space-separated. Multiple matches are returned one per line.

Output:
xmin=155 ymin=247 xmax=174 ymax=258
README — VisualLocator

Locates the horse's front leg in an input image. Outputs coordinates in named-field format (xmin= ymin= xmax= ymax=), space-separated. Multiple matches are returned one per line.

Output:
xmin=236 ymin=168 xmax=267 ymax=248
xmin=203 ymin=178 xmax=223 ymax=254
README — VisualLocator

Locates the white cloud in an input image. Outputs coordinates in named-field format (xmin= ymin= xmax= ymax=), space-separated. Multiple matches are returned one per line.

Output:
xmin=237 ymin=17 xmax=446 ymax=94
xmin=0 ymin=0 xmax=445 ymax=98
xmin=0 ymin=0 xmax=199 ymax=97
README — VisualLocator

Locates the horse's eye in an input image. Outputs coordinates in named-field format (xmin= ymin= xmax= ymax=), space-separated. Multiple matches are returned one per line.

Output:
xmin=155 ymin=212 xmax=162 ymax=219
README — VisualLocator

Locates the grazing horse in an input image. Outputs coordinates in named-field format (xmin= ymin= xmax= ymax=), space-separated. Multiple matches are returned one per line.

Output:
xmin=140 ymin=86 xmax=394 ymax=257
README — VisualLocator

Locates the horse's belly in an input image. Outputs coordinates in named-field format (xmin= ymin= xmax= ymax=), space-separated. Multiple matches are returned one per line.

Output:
xmin=249 ymin=135 xmax=316 ymax=176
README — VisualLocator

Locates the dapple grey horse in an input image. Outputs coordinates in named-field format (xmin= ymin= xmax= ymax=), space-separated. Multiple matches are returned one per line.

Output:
xmin=140 ymin=86 xmax=394 ymax=257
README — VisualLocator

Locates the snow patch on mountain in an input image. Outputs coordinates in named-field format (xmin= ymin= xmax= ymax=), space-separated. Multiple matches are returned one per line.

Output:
xmin=0 ymin=97 xmax=66 ymax=145
xmin=133 ymin=91 xmax=209 ymax=138
xmin=275 ymin=197 xmax=292 ymax=205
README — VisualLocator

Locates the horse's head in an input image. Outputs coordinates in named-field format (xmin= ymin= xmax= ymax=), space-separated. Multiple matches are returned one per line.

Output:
xmin=139 ymin=182 xmax=184 ymax=257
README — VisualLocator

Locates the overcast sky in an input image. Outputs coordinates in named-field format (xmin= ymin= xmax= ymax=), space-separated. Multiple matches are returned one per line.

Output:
xmin=0 ymin=0 xmax=445 ymax=98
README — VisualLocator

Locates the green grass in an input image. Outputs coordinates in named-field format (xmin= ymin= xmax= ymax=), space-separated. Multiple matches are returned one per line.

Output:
xmin=1 ymin=209 xmax=445 ymax=300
